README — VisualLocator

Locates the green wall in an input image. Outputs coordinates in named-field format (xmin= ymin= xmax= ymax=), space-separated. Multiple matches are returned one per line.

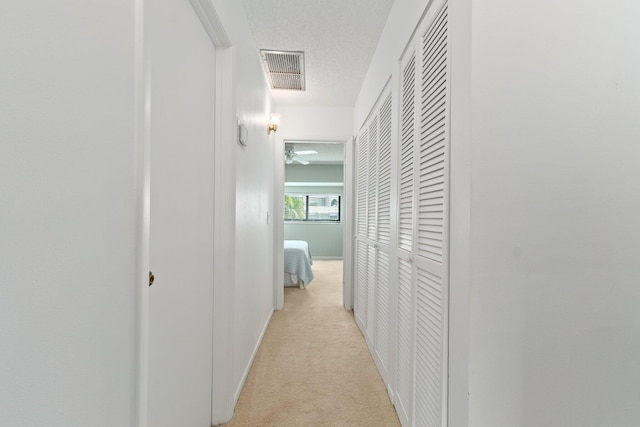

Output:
xmin=284 ymin=165 xmax=344 ymax=258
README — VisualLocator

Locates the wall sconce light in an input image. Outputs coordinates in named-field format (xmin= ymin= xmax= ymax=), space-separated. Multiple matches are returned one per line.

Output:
xmin=267 ymin=113 xmax=280 ymax=134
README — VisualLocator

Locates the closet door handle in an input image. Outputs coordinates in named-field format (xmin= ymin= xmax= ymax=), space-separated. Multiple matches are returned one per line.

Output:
xmin=149 ymin=271 xmax=155 ymax=287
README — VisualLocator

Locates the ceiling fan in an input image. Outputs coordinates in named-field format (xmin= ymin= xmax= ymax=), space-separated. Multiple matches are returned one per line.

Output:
xmin=284 ymin=144 xmax=317 ymax=165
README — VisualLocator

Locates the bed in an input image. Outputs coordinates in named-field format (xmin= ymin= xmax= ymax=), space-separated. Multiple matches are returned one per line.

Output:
xmin=284 ymin=240 xmax=314 ymax=288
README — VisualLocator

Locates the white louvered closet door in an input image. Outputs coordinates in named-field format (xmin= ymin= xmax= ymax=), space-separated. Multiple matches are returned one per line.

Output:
xmin=366 ymin=116 xmax=378 ymax=330
xmin=414 ymin=4 xmax=450 ymax=426
xmin=354 ymin=128 xmax=369 ymax=329
xmin=354 ymin=83 xmax=394 ymax=387
xmin=374 ymin=93 xmax=393 ymax=378
xmin=396 ymin=1 xmax=450 ymax=426
xmin=395 ymin=48 xmax=417 ymax=427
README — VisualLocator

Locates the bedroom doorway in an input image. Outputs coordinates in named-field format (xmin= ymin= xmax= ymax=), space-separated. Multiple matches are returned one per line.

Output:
xmin=279 ymin=140 xmax=349 ymax=307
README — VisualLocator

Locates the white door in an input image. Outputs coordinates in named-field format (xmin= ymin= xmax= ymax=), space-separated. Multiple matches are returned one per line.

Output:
xmin=395 ymin=2 xmax=450 ymax=426
xmin=147 ymin=0 xmax=216 ymax=425
xmin=353 ymin=84 xmax=394 ymax=394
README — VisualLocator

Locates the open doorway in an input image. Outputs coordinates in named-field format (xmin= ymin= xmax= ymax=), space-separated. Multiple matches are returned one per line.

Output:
xmin=279 ymin=140 xmax=346 ymax=302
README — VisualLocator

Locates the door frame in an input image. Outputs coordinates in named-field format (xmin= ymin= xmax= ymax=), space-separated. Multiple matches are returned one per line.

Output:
xmin=343 ymin=136 xmax=355 ymax=310
xmin=134 ymin=2 xmax=148 ymax=426
xmin=137 ymin=1 xmax=236 ymax=425
xmin=188 ymin=1 xmax=236 ymax=423
xmin=187 ymin=2 xmax=237 ymax=423
xmin=273 ymin=139 xmax=353 ymax=311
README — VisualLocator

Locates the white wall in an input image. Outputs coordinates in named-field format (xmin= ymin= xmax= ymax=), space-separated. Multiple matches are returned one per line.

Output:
xmin=447 ymin=1 xmax=472 ymax=426
xmin=468 ymin=1 xmax=640 ymax=426
xmin=211 ymin=0 xmax=278 ymax=413
xmin=354 ymin=0 xmax=433 ymax=130
xmin=286 ymin=163 xmax=345 ymax=183
xmin=0 ymin=2 xmax=143 ymax=426
xmin=285 ymin=221 xmax=343 ymax=257
xmin=285 ymin=165 xmax=344 ymax=258
xmin=278 ymin=105 xmax=355 ymax=142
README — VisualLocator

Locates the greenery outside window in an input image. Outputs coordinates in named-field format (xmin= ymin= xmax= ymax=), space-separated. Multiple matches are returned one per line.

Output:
xmin=284 ymin=194 xmax=341 ymax=222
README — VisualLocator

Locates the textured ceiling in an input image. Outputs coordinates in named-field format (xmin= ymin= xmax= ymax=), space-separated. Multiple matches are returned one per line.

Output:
xmin=242 ymin=0 xmax=395 ymax=107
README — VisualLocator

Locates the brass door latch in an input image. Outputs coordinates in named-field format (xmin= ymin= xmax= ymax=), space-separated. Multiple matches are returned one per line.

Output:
xmin=149 ymin=271 xmax=155 ymax=287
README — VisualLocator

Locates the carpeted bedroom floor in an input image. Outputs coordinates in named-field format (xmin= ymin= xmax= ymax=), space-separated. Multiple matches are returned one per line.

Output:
xmin=221 ymin=259 xmax=400 ymax=426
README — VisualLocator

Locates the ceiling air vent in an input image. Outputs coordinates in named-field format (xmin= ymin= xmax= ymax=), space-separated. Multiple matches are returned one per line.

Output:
xmin=260 ymin=50 xmax=306 ymax=91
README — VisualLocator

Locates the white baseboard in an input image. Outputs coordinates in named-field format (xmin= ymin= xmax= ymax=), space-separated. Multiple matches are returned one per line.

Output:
xmin=313 ymin=256 xmax=343 ymax=260
xmin=233 ymin=308 xmax=274 ymax=404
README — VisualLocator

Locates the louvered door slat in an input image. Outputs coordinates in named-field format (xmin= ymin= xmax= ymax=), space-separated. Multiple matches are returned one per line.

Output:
xmin=377 ymin=94 xmax=393 ymax=245
xmin=420 ymin=149 xmax=444 ymax=173
xmin=422 ymin=71 xmax=447 ymax=110
xmin=423 ymin=46 xmax=447 ymax=89
xmin=367 ymin=118 xmax=378 ymax=241
xmin=395 ymin=259 xmax=414 ymax=422
xmin=417 ymin=2 xmax=449 ymax=265
xmin=422 ymin=81 xmax=446 ymax=117
xmin=420 ymin=117 xmax=446 ymax=147
xmin=422 ymin=17 xmax=447 ymax=73
xmin=413 ymin=3 xmax=449 ymax=427
xmin=356 ymin=130 xmax=369 ymax=237
xmin=366 ymin=245 xmax=377 ymax=333
xmin=419 ymin=163 xmax=444 ymax=183
xmin=398 ymin=53 xmax=416 ymax=253
xmin=420 ymin=107 xmax=446 ymax=141
xmin=354 ymin=127 xmax=369 ymax=330
xmin=354 ymin=240 xmax=368 ymax=328
xmin=374 ymin=250 xmax=390 ymax=370
xmin=414 ymin=267 xmax=444 ymax=427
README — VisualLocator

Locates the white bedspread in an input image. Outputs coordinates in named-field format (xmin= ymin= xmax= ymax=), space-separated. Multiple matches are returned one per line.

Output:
xmin=284 ymin=240 xmax=314 ymax=285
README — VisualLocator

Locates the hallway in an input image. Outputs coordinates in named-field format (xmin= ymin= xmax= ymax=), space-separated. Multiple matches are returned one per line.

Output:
xmin=223 ymin=260 xmax=400 ymax=426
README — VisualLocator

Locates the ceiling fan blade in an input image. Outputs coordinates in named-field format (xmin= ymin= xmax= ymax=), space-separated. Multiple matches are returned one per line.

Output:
xmin=294 ymin=156 xmax=310 ymax=165
xmin=294 ymin=150 xmax=317 ymax=155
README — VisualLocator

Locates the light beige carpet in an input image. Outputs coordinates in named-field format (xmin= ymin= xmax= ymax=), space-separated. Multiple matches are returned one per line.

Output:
xmin=221 ymin=260 xmax=400 ymax=427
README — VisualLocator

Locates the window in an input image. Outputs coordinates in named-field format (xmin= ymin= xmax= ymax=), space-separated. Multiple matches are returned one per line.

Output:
xmin=284 ymin=194 xmax=341 ymax=222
